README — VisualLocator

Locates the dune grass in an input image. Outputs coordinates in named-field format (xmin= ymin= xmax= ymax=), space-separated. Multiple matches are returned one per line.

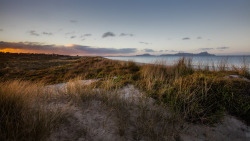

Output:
xmin=0 ymin=80 xmax=62 ymax=141
xmin=136 ymin=57 xmax=250 ymax=124
xmin=65 ymin=78 xmax=181 ymax=140
xmin=41 ymin=55 xmax=249 ymax=125
xmin=0 ymin=53 xmax=249 ymax=140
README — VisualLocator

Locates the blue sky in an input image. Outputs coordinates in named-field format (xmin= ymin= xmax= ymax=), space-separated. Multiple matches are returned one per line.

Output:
xmin=0 ymin=0 xmax=250 ymax=56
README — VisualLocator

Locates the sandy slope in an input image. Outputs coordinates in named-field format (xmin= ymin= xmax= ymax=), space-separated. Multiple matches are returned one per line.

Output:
xmin=46 ymin=80 xmax=250 ymax=141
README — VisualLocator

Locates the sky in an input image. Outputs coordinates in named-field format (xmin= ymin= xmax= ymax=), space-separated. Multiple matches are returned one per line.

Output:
xmin=0 ymin=0 xmax=250 ymax=56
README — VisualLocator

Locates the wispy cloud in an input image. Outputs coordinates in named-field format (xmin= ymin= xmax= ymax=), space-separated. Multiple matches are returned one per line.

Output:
xmin=139 ymin=42 xmax=151 ymax=45
xmin=182 ymin=37 xmax=190 ymax=40
xmin=0 ymin=29 xmax=3 ymax=32
xmin=65 ymin=31 xmax=75 ymax=35
xmin=80 ymin=34 xmax=92 ymax=39
xmin=70 ymin=20 xmax=78 ymax=23
xmin=42 ymin=32 xmax=53 ymax=35
xmin=197 ymin=36 xmax=202 ymax=39
xmin=0 ymin=41 xmax=137 ymax=55
xmin=83 ymin=34 xmax=92 ymax=37
xmin=143 ymin=48 xmax=155 ymax=52
xmin=217 ymin=47 xmax=230 ymax=50
xmin=28 ymin=30 xmax=40 ymax=36
xmin=120 ymin=33 xmax=134 ymax=37
xmin=102 ymin=32 xmax=115 ymax=38
xmin=199 ymin=48 xmax=213 ymax=51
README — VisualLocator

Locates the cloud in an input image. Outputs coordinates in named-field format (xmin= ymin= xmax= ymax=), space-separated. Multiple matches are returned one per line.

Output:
xmin=168 ymin=50 xmax=178 ymax=52
xmin=217 ymin=47 xmax=230 ymax=50
xmin=143 ymin=48 xmax=155 ymax=52
xmin=120 ymin=33 xmax=134 ymax=37
xmin=197 ymin=36 xmax=202 ymax=39
xmin=70 ymin=20 xmax=78 ymax=23
xmin=42 ymin=32 xmax=53 ymax=35
xmin=102 ymin=32 xmax=115 ymax=38
xmin=139 ymin=42 xmax=151 ymax=45
xmin=0 ymin=29 xmax=3 ymax=32
xmin=28 ymin=30 xmax=40 ymax=36
xmin=83 ymin=34 xmax=92 ymax=37
xmin=182 ymin=37 xmax=190 ymax=40
xmin=199 ymin=48 xmax=213 ymax=51
xmin=0 ymin=41 xmax=137 ymax=55
xmin=73 ymin=46 xmax=136 ymax=54
xmin=70 ymin=36 xmax=76 ymax=39
xmin=80 ymin=34 xmax=92 ymax=38
xmin=65 ymin=31 xmax=75 ymax=35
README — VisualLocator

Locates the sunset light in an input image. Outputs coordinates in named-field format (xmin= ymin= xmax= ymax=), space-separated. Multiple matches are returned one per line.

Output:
xmin=1 ymin=1 xmax=250 ymax=140
xmin=0 ymin=0 xmax=249 ymax=56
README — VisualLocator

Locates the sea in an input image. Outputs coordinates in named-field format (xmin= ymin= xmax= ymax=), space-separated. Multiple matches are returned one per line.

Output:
xmin=105 ymin=56 xmax=250 ymax=71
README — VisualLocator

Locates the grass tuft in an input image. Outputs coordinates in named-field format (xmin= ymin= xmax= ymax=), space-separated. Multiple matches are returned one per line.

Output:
xmin=0 ymin=80 xmax=61 ymax=141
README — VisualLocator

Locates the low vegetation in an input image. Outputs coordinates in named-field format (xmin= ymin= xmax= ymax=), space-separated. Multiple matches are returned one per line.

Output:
xmin=65 ymin=79 xmax=181 ymax=140
xmin=0 ymin=53 xmax=249 ymax=140
xmin=0 ymin=80 xmax=62 ymax=141
xmin=136 ymin=58 xmax=250 ymax=124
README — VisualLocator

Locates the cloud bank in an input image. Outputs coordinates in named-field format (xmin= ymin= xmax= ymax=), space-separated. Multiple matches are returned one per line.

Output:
xmin=0 ymin=41 xmax=137 ymax=56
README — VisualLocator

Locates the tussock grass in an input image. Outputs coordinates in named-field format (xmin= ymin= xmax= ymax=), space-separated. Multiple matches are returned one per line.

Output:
xmin=217 ymin=57 xmax=229 ymax=71
xmin=1 ymin=53 xmax=250 ymax=134
xmin=0 ymin=80 xmax=61 ymax=141
xmin=136 ymin=57 xmax=250 ymax=124
xmin=65 ymin=78 xmax=181 ymax=140
xmin=231 ymin=57 xmax=250 ymax=78
xmin=159 ymin=73 xmax=225 ymax=124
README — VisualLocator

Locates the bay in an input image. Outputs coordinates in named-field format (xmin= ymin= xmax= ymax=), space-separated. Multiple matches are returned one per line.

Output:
xmin=105 ymin=56 xmax=250 ymax=71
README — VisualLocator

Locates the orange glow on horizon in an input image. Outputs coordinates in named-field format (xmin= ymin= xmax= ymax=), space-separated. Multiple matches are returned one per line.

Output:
xmin=65 ymin=44 xmax=75 ymax=47
xmin=0 ymin=48 xmax=41 ymax=54
xmin=0 ymin=48 xmax=23 ymax=53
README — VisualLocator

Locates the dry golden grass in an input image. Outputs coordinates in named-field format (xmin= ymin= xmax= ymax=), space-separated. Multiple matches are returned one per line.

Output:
xmin=1 ymin=54 xmax=250 ymax=139
xmin=0 ymin=80 xmax=62 ymax=141
xmin=63 ymin=77 xmax=181 ymax=140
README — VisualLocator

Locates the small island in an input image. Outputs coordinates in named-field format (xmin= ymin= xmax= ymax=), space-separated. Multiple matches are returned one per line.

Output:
xmin=160 ymin=51 xmax=215 ymax=56
xmin=136 ymin=53 xmax=154 ymax=56
xmin=134 ymin=52 xmax=215 ymax=57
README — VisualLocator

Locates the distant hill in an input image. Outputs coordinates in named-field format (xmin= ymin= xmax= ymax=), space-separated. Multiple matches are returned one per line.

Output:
xmin=160 ymin=52 xmax=215 ymax=56
xmin=136 ymin=53 xmax=154 ymax=56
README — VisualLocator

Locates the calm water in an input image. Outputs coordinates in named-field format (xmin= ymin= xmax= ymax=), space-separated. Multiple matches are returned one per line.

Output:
xmin=105 ymin=56 xmax=250 ymax=71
